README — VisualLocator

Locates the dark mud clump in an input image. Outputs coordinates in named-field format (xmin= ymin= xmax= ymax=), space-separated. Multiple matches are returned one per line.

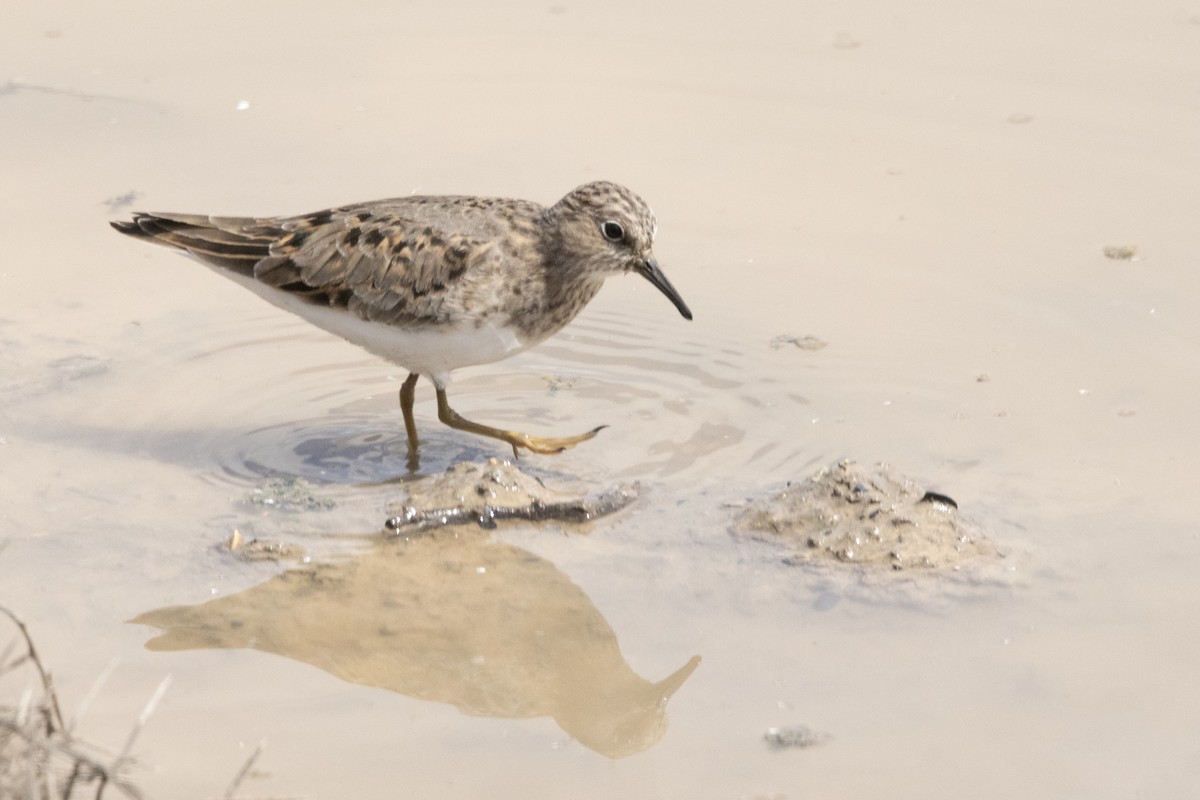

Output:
xmin=385 ymin=459 xmax=638 ymax=532
xmin=222 ymin=530 xmax=308 ymax=562
xmin=735 ymin=460 xmax=997 ymax=570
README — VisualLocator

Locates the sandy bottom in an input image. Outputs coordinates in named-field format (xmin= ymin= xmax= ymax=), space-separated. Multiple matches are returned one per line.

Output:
xmin=3 ymin=1 xmax=1200 ymax=797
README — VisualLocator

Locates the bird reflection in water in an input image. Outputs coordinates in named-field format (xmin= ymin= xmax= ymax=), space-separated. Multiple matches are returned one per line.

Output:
xmin=132 ymin=531 xmax=700 ymax=759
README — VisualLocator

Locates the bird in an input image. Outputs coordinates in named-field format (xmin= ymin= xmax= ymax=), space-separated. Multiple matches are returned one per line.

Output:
xmin=111 ymin=181 xmax=692 ymax=463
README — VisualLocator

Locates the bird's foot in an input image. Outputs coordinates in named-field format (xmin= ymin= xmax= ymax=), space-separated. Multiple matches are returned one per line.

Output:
xmin=506 ymin=425 xmax=608 ymax=458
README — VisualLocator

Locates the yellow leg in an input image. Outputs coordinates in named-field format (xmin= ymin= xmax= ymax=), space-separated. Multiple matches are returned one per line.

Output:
xmin=435 ymin=387 xmax=605 ymax=457
xmin=399 ymin=372 xmax=421 ymax=468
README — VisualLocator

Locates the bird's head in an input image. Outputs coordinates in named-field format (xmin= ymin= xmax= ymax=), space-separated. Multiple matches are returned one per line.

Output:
xmin=548 ymin=181 xmax=692 ymax=321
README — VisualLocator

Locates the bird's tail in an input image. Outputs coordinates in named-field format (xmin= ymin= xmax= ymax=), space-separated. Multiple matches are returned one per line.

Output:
xmin=110 ymin=212 xmax=280 ymax=273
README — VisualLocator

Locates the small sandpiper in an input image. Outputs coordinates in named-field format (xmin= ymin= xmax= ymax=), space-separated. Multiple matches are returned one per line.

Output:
xmin=112 ymin=181 xmax=692 ymax=461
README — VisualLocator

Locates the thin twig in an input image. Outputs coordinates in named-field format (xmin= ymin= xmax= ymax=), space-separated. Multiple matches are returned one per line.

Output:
xmin=0 ymin=717 xmax=144 ymax=799
xmin=224 ymin=739 xmax=266 ymax=799
xmin=0 ymin=604 xmax=66 ymax=733
xmin=110 ymin=674 xmax=171 ymax=776
xmin=0 ymin=634 xmax=20 ymax=674
xmin=63 ymin=759 xmax=86 ymax=799
xmin=69 ymin=657 xmax=120 ymax=735
xmin=17 ymin=686 xmax=33 ymax=725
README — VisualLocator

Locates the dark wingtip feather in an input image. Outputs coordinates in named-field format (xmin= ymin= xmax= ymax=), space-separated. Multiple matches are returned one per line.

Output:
xmin=110 ymin=218 xmax=143 ymax=235
xmin=110 ymin=211 xmax=274 ymax=273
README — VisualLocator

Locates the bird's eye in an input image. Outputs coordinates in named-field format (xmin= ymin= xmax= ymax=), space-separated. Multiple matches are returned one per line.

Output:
xmin=601 ymin=221 xmax=625 ymax=242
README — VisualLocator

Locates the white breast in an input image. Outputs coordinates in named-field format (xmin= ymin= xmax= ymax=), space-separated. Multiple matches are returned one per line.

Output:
xmin=216 ymin=268 xmax=529 ymax=388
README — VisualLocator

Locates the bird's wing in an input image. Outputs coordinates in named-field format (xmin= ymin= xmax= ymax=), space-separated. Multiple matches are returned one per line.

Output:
xmin=112 ymin=206 xmax=501 ymax=325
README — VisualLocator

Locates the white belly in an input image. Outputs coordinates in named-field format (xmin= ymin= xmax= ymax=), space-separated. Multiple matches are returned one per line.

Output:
xmin=218 ymin=269 xmax=529 ymax=387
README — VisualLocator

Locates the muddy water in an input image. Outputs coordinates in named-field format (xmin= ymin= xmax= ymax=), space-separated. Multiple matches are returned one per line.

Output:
xmin=3 ymin=1 xmax=1200 ymax=798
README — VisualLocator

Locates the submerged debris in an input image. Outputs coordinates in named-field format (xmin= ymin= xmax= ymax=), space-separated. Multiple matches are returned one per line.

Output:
xmin=101 ymin=190 xmax=141 ymax=212
xmin=1102 ymin=245 xmax=1137 ymax=261
xmin=541 ymin=374 xmax=581 ymax=393
xmin=764 ymin=725 xmax=830 ymax=749
xmin=223 ymin=529 xmax=308 ymax=562
xmin=770 ymin=333 xmax=827 ymax=351
xmin=735 ymin=460 xmax=996 ymax=570
xmin=385 ymin=459 xmax=638 ymax=532
xmin=0 ymin=349 xmax=109 ymax=406
xmin=247 ymin=476 xmax=335 ymax=512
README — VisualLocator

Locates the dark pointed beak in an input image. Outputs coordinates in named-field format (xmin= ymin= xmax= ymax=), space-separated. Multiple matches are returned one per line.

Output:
xmin=635 ymin=257 xmax=693 ymax=320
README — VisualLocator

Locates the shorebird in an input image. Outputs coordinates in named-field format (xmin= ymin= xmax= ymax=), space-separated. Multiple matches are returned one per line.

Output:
xmin=112 ymin=181 xmax=692 ymax=462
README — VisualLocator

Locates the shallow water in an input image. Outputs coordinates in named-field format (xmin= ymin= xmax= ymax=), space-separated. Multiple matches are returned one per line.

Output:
xmin=3 ymin=1 xmax=1200 ymax=797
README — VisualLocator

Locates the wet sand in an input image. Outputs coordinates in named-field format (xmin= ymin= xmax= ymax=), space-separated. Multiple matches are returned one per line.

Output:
xmin=3 ymin=1 xmax=1200 ymax=797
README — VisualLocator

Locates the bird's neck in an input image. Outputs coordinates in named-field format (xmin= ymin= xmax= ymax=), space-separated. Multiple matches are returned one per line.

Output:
xmin=508 ymin=212 xmax=608 ymax=342
xmin=521 ymin=252 xmax=606 ymax=343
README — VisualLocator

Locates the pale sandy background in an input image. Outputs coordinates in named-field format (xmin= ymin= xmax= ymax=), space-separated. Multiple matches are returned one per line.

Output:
xmin=3 ymin=1 xmax=1200 ymax=798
